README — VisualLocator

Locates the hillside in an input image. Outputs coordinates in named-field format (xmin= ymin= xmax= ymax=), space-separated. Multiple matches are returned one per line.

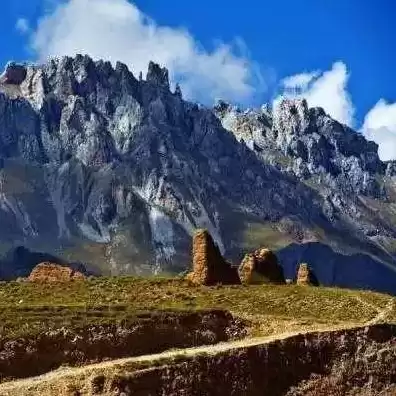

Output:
xmin=0 ymin=277 xmax=395 ymax=340
xmin=0 ymin=277 xmax=395 ymax=394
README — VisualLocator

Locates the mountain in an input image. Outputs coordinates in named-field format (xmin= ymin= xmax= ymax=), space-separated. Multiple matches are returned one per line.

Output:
xmin=0 ymin=55 xmax=396 ymax=292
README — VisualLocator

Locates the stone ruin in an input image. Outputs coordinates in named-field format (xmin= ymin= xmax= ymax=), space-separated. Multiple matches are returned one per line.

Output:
xmin=28 ymin=262 xmax=86 ymax=283
xmin=238 ymin=248 xmax=285 ymax=285
xmin=186 ymin=230 xmax=321 ymax=287
xmin=186 ymin=229 xmax=289 ymax=286
xmin=296 ymin=263 xmax=319 ymax=286
xmin=186 ymin=229 xmax=240 ymax=286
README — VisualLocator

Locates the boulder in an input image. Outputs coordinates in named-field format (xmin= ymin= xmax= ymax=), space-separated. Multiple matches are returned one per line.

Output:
xmin=296 ymin=263 xmax=319 ymax=286
xmin=238 ymin=248 xmax=285 ymax=284
xmin=186 ymin=229 xmax=240 ymax=286
xmin=28 ymin=262 xmax=85 ymax=283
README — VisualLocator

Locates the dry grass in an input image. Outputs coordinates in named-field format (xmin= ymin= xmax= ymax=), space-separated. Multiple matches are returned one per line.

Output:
xmin=242 ymin=222 xmax=293 ymax=251
xmin=0 ymin=277 xmax=394 ymax=339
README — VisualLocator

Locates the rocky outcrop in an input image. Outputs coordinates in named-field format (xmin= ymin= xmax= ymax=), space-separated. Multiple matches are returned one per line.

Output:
xmin=28 ymin=262 xmax=85 ymax=282
xmin=238 ymin=248 xmax=285 ymax=284
xmin=385 ymin=160 xmax=396 ymax=177
xmin=296 ymin=263 xmax=319 ymax=286
xmin=187 ymin=230 xmax=240 ymax=285
xmin=146 ymin=61 xmax=170 ymax=88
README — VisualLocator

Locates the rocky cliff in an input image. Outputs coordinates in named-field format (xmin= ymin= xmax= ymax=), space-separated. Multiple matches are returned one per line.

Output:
xmin=1 ymin=56 xmax=396 ymax=291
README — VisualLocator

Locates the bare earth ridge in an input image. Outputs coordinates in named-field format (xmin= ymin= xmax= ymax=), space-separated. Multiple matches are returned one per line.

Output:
xmin=0 ymin=277 xmax=395 ymax=395
xmin=1 ymin=322 xmax=396 ymax=396
xmin=0 ymin=324 xmax=365 ymax=395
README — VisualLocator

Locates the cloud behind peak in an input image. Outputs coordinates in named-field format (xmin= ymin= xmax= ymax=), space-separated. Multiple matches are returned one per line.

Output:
xmin=29 ymin=0 xmax=265 ymax=105
xmin=280 ymin=62 xmax=354 ymax=127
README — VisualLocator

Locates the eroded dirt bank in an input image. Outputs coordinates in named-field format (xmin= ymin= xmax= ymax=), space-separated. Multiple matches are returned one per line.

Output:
xmin=103 ymin=325 xmax=396 ymax=396
xmin=3 ymin=324 xmax=395 ymax=396
xmin=0 ymin=309 xmax=246 ymax=381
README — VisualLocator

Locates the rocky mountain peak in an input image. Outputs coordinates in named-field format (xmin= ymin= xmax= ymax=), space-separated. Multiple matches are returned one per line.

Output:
xmin=0 ymin=61 xmax=27 ymax=85
xmin=146 ymin=61 xmax=170 ymax=88
xmin=273 ymin=97 xmax=310 ymax=136
xmin=216 ymin=95 xmax=385 ymax=198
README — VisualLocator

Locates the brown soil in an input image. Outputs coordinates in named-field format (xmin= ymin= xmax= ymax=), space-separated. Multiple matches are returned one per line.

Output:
xmin=1 ymin=324 xmax=395 ymax=396
xmin=0 ymin=310 xmax=246 ymax=381
xmin=110 ymin=325 xmax=396 ymax=396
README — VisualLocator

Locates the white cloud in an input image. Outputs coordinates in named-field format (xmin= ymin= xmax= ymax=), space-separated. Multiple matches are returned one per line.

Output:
xmin=282 ymin=71 xmax=319 ymax=91
xmin=362 ymin=99 xmax=396 ymax=161
xmin=280 ymin=62 xmax=354 ymax=127
xmin=280 ymin=63 xmax=396 ymax=160
xmin=28 ymin=0 xmax=264 ymax=104
xmin=22 ymin=0 xmax=396 ymax=160
xmin=15 ymin=18 xmax=30 ymax=34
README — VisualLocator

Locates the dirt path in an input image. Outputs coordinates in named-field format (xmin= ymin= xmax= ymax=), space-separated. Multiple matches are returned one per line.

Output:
xmin=366 ymin=299 xmax=395 ymax=325
xmin=354 ymin=295 xmax=395 ymax=325
xmin=0 ymin=323 xmax=361 ymax=395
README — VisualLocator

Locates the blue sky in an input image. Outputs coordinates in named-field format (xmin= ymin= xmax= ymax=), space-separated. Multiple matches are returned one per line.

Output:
xmin=135 ymin=0 xmax=396 ymax=124
xmin=2 ymin=0 xmax=396 ymax=159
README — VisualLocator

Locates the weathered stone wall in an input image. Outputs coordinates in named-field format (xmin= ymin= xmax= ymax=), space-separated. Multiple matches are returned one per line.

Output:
xmin=296 ymin=263 xmax=319 ymax=286
xmin=28 ymin=262 xmax=85 ymax=283
xmin=187 ymin=230 xmax=240 ymax=285
xmin=239 ymin=248 xmax=285 ymax=284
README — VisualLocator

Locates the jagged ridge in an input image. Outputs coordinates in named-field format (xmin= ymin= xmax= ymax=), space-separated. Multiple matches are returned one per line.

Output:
xmin=0 ymin=56 xmax=396 ymax=292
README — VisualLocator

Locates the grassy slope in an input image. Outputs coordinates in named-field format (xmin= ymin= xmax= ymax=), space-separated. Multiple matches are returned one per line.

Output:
xmin=0 ymin=277 xmax=395 ymax=339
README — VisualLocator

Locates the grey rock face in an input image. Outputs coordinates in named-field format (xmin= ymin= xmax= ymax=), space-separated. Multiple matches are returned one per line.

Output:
xmin=0 ymin=62 xmax=27 ymax=85
xmin=215 ymin=98 xmax=396 ymax=242
xmin=0 ymin=55 xmax=395 ymax=292
xmin=385 ymin=161 xmax=396 ymax=177
xmin=146 ymin=61 xmax=170 ymax=89
xmin=215 ymin=98 xmax=384 ymax=196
